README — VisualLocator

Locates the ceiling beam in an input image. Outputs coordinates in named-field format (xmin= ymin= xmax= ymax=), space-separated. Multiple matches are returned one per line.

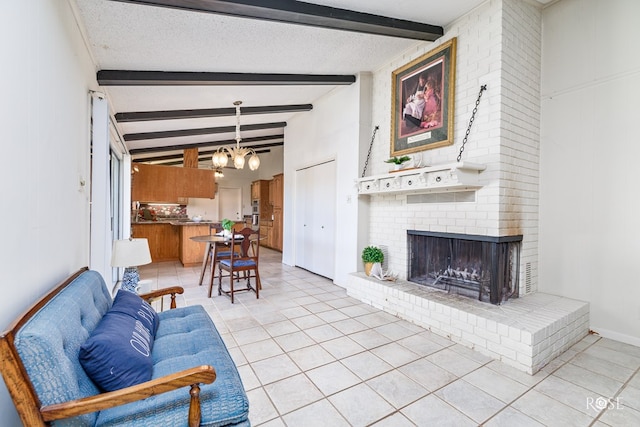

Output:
xmin=123 ymin=122 xmax=286 ymax=141
xmin=115 ymin=104 xmax=313 ymax=122
xmin=129 ymin=134 xmax=285 ymax=154
xmin=110 ymin=0 xmax=443 ymax=41
xmin=97 ymin=70 xmax=355 ymax=86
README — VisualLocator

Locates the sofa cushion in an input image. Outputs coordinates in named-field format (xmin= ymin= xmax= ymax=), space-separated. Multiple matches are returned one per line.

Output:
xmin=79 ymin=290 xmax=159 ymax=392
xmin=96 ymin=305 xmax=250 ymax=426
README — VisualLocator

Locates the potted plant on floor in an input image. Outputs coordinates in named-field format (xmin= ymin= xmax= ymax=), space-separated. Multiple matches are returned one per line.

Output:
xmin=362 ymin=245 xmax=384 ymax=276
xmin=384 ymin=155 xmax=411 ymax=171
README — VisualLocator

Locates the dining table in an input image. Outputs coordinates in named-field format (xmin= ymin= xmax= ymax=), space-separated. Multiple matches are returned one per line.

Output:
xmin=190 ymin=234 xmax=237 ymax=287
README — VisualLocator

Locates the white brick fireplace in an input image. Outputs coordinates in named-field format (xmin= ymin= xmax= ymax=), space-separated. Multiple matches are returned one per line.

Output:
xmin=346 ymin=273 xmax=589 ymax=374
xmin=347 ymin=0 xmax=590 ymax=374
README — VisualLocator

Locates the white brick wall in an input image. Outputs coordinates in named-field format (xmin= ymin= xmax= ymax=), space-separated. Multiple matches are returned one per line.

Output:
xmin=365 ymin=0 xmax=541 ymax=297
xmin=347 ymin=273 xmax=589 ymax=374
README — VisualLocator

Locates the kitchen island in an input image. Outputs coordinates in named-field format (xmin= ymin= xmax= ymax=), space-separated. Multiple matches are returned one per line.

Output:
xmin=132 ymin=220 xmax=218 ymax=266
xmin=171 ymin=221 xmax=219 ymax=267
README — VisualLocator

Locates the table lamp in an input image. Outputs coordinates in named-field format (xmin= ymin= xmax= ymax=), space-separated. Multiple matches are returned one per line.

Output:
xmin=111 ymin=238 xmax=152 ymax=292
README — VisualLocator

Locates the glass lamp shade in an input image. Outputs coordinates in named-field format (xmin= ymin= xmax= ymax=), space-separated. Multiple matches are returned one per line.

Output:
xmin=233 ymin=154 xmax=246 ymax=169
xmin=248 ymin=154 xmax=260 ymax=171
xmin=212 ymin=151 xmax=228 ymax=168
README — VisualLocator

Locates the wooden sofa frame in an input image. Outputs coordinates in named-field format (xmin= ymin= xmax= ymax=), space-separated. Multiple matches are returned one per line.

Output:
xmin=0 ymin=267 xmax=216 ymax=427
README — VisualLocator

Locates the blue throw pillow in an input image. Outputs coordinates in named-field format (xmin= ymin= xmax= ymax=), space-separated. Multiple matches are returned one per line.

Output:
xmin=110 ymin=289 xmax=160 ymax=335
xmin=79 ymin=290 xmax=159 ymax=391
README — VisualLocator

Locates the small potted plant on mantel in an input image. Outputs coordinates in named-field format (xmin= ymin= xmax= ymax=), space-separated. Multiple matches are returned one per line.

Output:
xmin=385 ymin=155 xmax=411 ymax=171
xmin=361 ymin=245 xmax=384 ymax=276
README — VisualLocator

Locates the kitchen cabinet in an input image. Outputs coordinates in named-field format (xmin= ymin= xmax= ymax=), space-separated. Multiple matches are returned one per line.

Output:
xmin=259 ymin=220 xmax=273 ymax=248
xmin=251 ymin=180 xmax=271 ymax=218
xmin=176 ymin=223 xmax=210 ymax=267
xmin=251 ymin=181 xmax=260 ymax=200
xmin=131 ymin=223 xmax=179 ymax=262
xmin=132 ymin=163 xmax=215 ymax=202
xmin=270 ymin=174 xmax=284 ymax=251
xmin=272 ymin=173 xmax=283 ymax=209
xmin=272 ymin=208 xmax=283 ymax=251
xmin=255 ymin=175 xmax=283 ymax=251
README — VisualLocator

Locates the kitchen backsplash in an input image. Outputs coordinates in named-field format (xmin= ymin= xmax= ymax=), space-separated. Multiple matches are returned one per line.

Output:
xmin=134 ymin=203 xmax=188 ymax=221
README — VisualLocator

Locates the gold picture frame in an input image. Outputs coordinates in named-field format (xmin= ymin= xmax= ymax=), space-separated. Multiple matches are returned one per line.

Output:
xmin=390 ymin=37 xmax=456 ymax=156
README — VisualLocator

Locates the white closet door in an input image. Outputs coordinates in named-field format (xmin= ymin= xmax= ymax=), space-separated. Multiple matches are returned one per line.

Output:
xmin=310 ymin=161 xmax=336 ymax=278
xmin=294 ymin=168 xmax=309 ymax=269
xmin=294 ymin=160 xmax=336 ymax=279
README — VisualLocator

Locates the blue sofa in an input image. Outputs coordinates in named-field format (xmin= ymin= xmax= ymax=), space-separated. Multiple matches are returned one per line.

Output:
xmin=0 ymin=268 xmax=249 ymax=426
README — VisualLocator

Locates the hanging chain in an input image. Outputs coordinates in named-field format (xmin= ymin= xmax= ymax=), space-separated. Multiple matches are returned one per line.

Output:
xmin=457 ymin=85 xmax=487 ymax=162
xmin=361 ymin=125 xmax=380 ymax=178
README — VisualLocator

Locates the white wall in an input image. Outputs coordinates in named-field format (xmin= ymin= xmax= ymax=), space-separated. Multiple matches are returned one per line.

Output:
xmin=282 ymin=74 xmax=372 ymax=285
xmin=539 ymin=0 xmax=640 ymax=346
xmin=0 ymin=1 xmax=101 ymax=424
xmin=189 ymin=147 xmax=284 ymax=220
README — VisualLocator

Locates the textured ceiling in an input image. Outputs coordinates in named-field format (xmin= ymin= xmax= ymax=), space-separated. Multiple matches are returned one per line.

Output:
xmin=72 ymin=0 xmax=519 ymax=163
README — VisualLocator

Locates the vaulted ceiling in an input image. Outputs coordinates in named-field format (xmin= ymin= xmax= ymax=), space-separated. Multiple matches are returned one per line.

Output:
xmin=72 ymin=0 xmax=546 ymax=168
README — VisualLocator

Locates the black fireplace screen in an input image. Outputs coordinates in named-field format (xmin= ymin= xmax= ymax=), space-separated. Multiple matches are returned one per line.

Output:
xmin=408 ymin=231 xmax=522 ymax=304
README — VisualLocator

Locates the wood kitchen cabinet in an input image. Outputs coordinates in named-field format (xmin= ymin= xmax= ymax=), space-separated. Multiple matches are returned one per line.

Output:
xmin=271 ymin=174 xmax=283 ymax=251
xmin=177 ymin=224 xmax=210 ymax=267
xmin=251 ymin=180 xmax=271 ymax=218
xmin=259 ymin=173 xmax=283 ymax=251
xmin=272 ymin=173 xmax=283 ymax=209
xmin=132 ymin=163 xmax=215 ymax=202
xmin=259 ymin=220 xmax=273 ymax=248
xmin=131 ymin=223 xmax=179 ymax=262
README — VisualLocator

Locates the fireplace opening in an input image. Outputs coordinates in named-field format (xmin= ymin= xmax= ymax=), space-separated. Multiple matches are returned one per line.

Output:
xmin=408 ymin=231 xmax=522 ymax=304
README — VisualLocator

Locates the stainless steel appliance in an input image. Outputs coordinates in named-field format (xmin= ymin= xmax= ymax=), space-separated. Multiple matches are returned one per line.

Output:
xmin=252 ymin=213 xmax=259 ymax=226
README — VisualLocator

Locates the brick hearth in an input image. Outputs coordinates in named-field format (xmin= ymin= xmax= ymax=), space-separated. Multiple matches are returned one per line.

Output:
xmin=346 ymin=273 xmax=589 ymax=374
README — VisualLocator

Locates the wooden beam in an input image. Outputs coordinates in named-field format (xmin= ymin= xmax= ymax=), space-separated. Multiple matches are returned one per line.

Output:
xmin=183 ymin=148 xmax=199 ymax=168
xmin=98 ymin=70 xmax=355 ymax=86
xmin=110 ymin=0 xmax=443 ymax=41
xmin=128 ymin=134 xmax=285 ymax=154
xmin=115 ymin=104 xmax=313 ymax=122
xmin=123 ymin=122 xmax=286 ymax=141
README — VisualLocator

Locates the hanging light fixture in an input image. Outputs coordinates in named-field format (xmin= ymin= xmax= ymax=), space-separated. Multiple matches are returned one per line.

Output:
xmin=211 ymin=101 xmax=260 ymax=171
xmin=214 ymin=168 xmax=224 ymax=178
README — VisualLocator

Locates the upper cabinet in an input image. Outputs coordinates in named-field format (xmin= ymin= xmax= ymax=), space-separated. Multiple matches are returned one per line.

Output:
xmin=271 ymin=173 xmax=283 ymax=209
xmin=132 ymin=163 xmax=215 ymax=202
xmin=251 ymin=179 xmax=271 ymax=216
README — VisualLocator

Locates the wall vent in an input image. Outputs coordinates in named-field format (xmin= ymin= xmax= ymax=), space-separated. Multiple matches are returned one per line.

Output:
xmin=525 ymin=262 xmax=532 ymax=294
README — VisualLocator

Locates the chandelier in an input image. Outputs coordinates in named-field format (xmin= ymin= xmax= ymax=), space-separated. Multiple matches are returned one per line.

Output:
xmin=211 ymin=101 xmax=260 ymax=171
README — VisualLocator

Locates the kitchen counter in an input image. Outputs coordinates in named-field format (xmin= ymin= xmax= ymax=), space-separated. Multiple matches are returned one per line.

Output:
xmin=133 ymin=219 xmax=218 ymax=225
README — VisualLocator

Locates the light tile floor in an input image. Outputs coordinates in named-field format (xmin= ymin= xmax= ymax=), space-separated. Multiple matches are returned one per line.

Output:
xmin=140 ymin=248 xmax=640 ymax=427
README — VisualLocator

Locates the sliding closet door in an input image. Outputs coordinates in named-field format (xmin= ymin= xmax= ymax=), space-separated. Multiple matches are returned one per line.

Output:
xmin=294 ymin=160 xmax=336 ymax=279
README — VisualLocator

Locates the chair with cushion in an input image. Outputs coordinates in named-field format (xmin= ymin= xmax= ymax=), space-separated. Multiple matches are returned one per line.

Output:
xmin=202 ymin=225 xmax=239 ymax=298
xmin=217 ymin=227 xmax=261 ymax=303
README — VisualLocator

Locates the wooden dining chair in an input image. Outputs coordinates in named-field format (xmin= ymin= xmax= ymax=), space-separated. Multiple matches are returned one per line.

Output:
xmin=217 ymin=227 xmax=261 ymax=303
xmin=206 ymin=224 xmax=239 ymax=298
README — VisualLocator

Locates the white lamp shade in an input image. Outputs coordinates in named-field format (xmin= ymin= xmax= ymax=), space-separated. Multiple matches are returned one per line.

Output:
xmin=233 ymin=154 xmax=245 ymax=169
xmin=248 ymin=154 xmax=260 ymax=171
xmin=111 ymin=238 xmax=152 ymax=267
xmin=212 ymin=152 xmax=228 ymax=168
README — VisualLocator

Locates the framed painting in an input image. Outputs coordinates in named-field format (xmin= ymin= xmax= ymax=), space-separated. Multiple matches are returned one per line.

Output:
xmin=390 ymin=37 xmax=456 ymax=157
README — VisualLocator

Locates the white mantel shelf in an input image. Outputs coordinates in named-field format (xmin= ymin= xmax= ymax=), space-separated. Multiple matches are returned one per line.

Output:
xmin=356 ymin=161 xmax=487 ymax=196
